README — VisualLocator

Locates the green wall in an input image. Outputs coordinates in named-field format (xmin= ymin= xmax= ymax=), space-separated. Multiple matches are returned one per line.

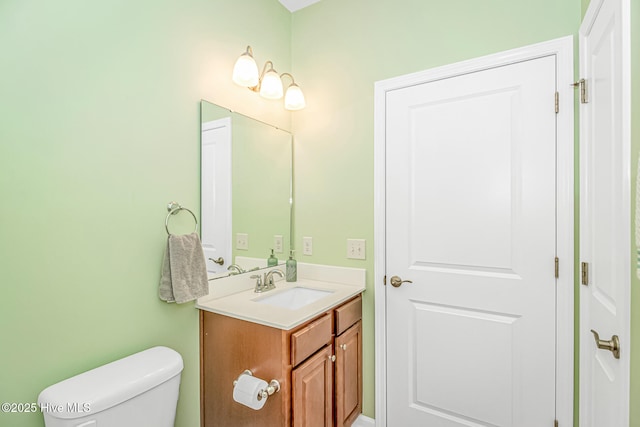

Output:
xmin=0 ymin=1 xmax=290 ymax=426
xmin=2 ymin=0 xmax=636 ymax=426
xmin=290 ymin=0 xmax=582 ymax=419
xmin=231 ymin=117 xmax=292 ymax=262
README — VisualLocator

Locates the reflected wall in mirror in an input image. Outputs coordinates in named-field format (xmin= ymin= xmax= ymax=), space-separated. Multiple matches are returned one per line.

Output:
xmin=201 ymin=100 xmax=293 ymax=278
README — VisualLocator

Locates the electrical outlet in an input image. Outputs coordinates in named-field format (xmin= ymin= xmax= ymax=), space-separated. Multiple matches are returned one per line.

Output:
xmin=303 ymin=237 xmax=313 ymax=256
xmin=347 ymin=239 xmax=366 ymax=260
xmin=236 ymin=233 xmax=249 ymax=250
xmin=274 ymin=235 xmax=283 ymax=253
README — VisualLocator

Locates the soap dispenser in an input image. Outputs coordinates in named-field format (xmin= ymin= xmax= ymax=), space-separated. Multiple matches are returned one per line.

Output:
xmin=286 ymin=250 xmax=297 ymax=282
xmin=267 ymin=249 xmax=278 ymax=267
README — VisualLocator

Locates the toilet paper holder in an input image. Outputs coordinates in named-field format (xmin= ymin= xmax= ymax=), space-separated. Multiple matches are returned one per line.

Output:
xmin=233 ymin=370 xmax=281 ymax=401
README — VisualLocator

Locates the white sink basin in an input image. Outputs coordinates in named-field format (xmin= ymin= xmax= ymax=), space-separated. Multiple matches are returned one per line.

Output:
xmin=254 ymin=287 xmax=334 ymax=310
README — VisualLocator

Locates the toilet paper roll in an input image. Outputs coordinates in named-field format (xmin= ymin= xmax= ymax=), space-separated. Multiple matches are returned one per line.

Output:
xmin=233 ymin=374 xmax=269 ymax=410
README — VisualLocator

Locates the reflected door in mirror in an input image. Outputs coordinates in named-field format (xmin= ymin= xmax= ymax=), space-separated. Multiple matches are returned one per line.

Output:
xmin=201 ymin=118 xmax=232 ymax=273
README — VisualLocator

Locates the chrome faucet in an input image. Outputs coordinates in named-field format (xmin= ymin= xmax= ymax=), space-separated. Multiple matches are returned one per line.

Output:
xmin=263 ymin=269 xmax=284 ymax=291
xmin=227 ymin=264 xmax=245 ymax=275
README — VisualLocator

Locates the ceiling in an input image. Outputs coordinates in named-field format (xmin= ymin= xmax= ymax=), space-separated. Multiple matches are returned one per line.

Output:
xmin=278 ymin=0 xmax=321 ymax=12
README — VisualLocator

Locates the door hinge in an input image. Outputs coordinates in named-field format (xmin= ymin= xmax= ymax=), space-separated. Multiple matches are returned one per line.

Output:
xmin=572 ymin=78 xmax=588 ymax=103
xmin=554 ymin=257 xmax=559 ymax=279
xmin=554 ymin=420 xmax=559 ymax=427
xmin=555 ymin=91 xmax=559 ymax=113
xmin=581 ymin=262 xmax=589 ymax=286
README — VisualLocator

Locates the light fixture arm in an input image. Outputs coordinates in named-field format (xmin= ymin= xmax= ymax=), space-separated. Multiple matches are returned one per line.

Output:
xmin=248 ymin=60 xmax=277 ymax=93
xmin=279 ymin=72 xmax=296 ymax=85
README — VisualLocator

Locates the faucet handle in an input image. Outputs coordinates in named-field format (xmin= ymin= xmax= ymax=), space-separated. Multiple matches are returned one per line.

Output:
xmin=251 ymin=275 xmax=264 ymax=293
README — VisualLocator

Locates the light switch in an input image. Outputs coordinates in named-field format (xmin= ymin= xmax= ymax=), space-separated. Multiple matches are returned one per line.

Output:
xmin=347 ymin=239 xmax=366 ymax=260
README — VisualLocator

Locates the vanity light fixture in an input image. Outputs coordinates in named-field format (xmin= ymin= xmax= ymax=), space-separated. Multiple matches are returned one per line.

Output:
xmin=232 ymin=46 xmax=306 ymax=111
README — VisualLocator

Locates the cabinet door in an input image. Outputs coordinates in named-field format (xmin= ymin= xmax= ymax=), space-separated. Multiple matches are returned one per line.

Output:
xmin=293 ymin=345 xmax=334 ymax=427
xmin=334 ymin=321 xmax=362 ymax=427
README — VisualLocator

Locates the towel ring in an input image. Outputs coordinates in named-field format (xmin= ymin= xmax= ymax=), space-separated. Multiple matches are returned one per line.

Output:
xmin=165 ymin=202 xmax=198 ymax=235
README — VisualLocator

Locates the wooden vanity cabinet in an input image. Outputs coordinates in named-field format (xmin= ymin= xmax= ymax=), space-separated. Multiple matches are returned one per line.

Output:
xmin=200 ymin=294 xmax=363 ymax=427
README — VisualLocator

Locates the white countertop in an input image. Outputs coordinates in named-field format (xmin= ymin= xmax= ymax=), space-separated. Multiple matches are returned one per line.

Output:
xmin=196 ymin=263 xmax=366 ymax=330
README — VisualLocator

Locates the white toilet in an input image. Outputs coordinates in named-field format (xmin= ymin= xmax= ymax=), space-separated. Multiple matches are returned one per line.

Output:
xmin=38 ymin=346 xmax=183 ymax=427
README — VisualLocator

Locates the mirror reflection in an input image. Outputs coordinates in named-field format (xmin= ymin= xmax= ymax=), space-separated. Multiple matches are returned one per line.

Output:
xmin=200 ymin=100 xmax=292 ymax=278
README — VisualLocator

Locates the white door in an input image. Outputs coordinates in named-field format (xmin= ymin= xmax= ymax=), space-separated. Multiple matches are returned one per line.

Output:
xmin=383 ymin=55 xmax=561 ymax=426
xmin=579 ymin=0 xmax=631 ymax=425
xmin=201 ymin=118 xmax=232 ymax=274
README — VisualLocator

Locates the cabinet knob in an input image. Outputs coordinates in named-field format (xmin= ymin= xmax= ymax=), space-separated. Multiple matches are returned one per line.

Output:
xmin=329 ymin=355 xmax=336 ymax=362
xmin=340 ymin=344 xmax=347 ymax=351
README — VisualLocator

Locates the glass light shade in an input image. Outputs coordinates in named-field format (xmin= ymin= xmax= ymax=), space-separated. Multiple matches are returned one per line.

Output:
xmin=259 ymin=69 xmax=284 ymax=99
xmin=284 ymin=83 xmax=306 ymax=110
xmin=232 ymin=53 xmax=259 ymax=87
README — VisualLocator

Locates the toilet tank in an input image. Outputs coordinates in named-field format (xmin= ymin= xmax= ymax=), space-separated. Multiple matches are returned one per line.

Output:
xmin=38 ymin=346 xmax=183 ymax=427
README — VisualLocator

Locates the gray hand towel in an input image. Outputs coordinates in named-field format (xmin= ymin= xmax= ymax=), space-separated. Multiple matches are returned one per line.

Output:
xmin=159 ymin=232 xmax=209 ymax=304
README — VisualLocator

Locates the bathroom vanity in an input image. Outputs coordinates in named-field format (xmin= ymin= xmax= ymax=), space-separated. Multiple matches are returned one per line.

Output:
xmin=197 ymin=264 xmax=365 ymax=427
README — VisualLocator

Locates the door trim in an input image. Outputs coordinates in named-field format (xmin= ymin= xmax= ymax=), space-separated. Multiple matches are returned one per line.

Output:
xmin=373 ymin=36 xmax=575 ymax=426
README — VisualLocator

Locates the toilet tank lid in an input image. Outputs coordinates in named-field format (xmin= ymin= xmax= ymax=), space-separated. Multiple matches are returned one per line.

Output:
xmin=37 ymin=346 xmax=183 ymax=419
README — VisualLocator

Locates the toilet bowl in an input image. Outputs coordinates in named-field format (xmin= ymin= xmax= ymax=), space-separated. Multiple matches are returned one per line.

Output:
xmin=38 ymin=346 xmax=183 ymax=427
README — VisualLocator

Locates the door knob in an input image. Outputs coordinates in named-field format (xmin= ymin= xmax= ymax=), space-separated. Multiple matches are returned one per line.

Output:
xmin=390 ymin=275 xmax=413 ymax=288
xmin=209 ymin=257 xmax=224 ymax=266
xmin=590 ymin=329 xmax=620 ymax=359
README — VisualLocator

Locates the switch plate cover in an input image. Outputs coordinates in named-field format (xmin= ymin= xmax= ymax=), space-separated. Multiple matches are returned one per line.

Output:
xmin=347 ymin=239 xmax=366 ymax=260
xmin=303 ymin=237 xmax=313 ymax=255
xmin=236 ymin=233 xmax=249 ymax=250
xmin=274 ymin=235 xmax=283 ymax=253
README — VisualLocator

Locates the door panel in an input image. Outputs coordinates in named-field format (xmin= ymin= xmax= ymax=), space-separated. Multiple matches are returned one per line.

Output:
xmin=386 ymin=56 xmax=557 ymax=426
xmin=411 ymin=302 xmax=518 ymax=426
xmin=410 ymin=89 xmax=517 ymax=272
xmin=579 ymin=0 xmax=631 ymax=425
xmin=201 ymin=118 xmax=232 ymax=273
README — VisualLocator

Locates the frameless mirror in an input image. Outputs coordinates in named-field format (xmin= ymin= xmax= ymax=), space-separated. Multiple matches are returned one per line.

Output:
xmin=200 ymin=100 xmax=293 ymax=278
